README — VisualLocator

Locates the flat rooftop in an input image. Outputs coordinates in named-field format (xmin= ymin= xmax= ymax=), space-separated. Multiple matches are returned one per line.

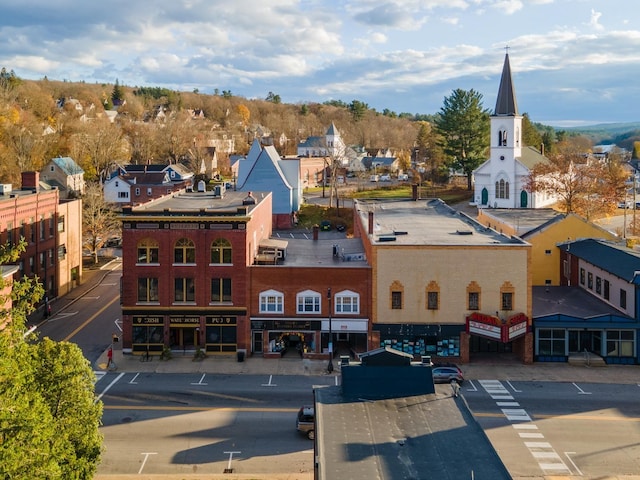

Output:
xmin=533 ymin=285 xmax=631 ymax=319
xmin=480 ymin=208 xmax=561 ymax=236
xmin=356 ymin=198 xmax=527 ymax=246
xmin=315 ymin=386 xmax=510 ymax=480
xmin=129 ymin=189 xmax=270 ymax=214
xmin=261 ymin=236 xmax=368 ymax=268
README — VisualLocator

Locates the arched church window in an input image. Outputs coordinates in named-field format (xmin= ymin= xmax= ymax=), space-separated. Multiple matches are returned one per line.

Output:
xmin=495 ymin=179 xmax=510 ymax=199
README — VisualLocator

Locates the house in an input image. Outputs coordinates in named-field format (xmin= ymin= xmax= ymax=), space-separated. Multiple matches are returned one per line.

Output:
xmin=477 ymin=209 xmax=617 ymax=286
xmin=297 ymin=123 xmax=348 ymax=164
xmin=473 ymin=53 xmax=555 ymax=209
xmin=104 ymin=164 xmax=195 ymax=204
xmin=40 ymin=157 xmax=85 ymax=198
xmin=235 ymin=140 xmax=303 ymax=229
xmin=353 ymin=194 xmax=533 ymax=363
xmin=103 ymin=171 xmax=176 ymax=204
xmin=118 ymin=189 xmax=273 ymax=355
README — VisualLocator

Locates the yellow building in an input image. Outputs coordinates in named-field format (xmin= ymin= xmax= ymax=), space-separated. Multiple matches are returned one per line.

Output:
xmin=477 ymin=209 xmax=617 ymax=286
xmin=355 ymin=198 xmax=533 ymax=363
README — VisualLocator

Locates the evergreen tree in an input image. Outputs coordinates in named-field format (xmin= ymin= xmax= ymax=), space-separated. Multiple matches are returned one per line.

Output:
xmin=435 ymin=88 xmax=490 ymax=190
xmin=111 ymin=78 xmax=124 ymax=107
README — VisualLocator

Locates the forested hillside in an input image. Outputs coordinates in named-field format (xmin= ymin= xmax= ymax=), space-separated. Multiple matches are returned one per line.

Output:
xmin=0 ymin=68 xmax=637 ymax=186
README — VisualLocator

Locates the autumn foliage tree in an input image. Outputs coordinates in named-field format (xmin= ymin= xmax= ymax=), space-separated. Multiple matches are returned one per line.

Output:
xmin=529 ymin=148 xmax=627 ymax=219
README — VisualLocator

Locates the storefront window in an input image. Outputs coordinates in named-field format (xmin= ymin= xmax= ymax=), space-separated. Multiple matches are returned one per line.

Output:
xmin=606 ymin=330 xmax=634 ymax=357
xmin=537 ymin=329 xmax=565 ymax=356
xmin=206 ymin=316 xmax=237 ymax=353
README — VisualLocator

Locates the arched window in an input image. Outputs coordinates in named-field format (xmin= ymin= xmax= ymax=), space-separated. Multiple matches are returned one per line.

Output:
xmin=259 ymin=289 xmax=284 ymax=313
xmin=495 ymin=179 xmax=510 ymax=199
xmin=467 ymin=281 xmax=481 ymax=311
xmin=296 ymin=290 xmax=321 ymax=314
xmin=426 ymin=281 xmax=440 ymax=310
xmin=137 ymin=238 xmax=159 ymax=264
xmin=390 ymin=280 xmax=404 ymax=310
xmin=335 ymin=290 xmax=360 ymax=314
xmin=174 ymin=238 xmax=195 ymax=264
xmin=211 ymin=238 xmax=232 ymax=264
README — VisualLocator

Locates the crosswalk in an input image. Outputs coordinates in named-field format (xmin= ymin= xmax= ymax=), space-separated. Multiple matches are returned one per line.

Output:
xmin=94 ymin=371 xmax=107 ymax=383
xmin=478 ymin=380 xmax=572 ymax=476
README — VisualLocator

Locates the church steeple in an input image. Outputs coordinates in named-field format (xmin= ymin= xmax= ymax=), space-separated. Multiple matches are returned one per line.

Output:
xmin=494 ymin=53 xmax=518 ymax=116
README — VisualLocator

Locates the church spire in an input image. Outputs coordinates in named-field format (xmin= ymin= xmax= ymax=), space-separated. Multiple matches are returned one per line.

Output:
xmin=494 ymin=52 xmax=519 ymax=116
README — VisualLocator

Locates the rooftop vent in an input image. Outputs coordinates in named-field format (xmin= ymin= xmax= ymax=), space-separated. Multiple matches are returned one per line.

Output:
xmin=456 ymin=229 xmax=473 ymax=235
xmin=197 ymin=180 xmax=206 ymax=192
xmin=0 ymin=184 xmax=12 ymax=195
xmin=242 ymin=191 xmax=256 ymax=205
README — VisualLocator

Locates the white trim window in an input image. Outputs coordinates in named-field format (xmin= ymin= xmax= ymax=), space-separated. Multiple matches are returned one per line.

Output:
xmin=297 ymin=290 xmax=321 ymax=314
xmin=260 ymin=289 xmax=284 ymax=313
xmin=335 ymin=290 xmax=359 ymax=314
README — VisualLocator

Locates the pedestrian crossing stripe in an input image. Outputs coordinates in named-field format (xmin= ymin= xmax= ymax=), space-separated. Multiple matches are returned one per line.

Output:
xmin=94 ymin=371 xmax=107 ymax=383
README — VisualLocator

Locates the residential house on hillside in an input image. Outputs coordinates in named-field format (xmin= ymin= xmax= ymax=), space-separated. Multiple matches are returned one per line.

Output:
xmin=235 ymin=140 xmax=303 ymax=229
xmin=477 ymin=208 xmax=618 ymax=286
xmin=473 ymin=53 xmax=556 ymax=209
xmin=40 ymin=157 xmax=85 ymax=199
xmin=104 ymin=163 xmax=195 ymax=204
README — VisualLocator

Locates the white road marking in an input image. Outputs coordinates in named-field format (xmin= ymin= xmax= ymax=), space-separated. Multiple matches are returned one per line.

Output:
xmin=261 ymin=374 xmax=277 ymax=387
xmin=138 ymin=452 xmax=157 ymax=474
xmin=572 ymin=382 xmax=592 ymax=395
xmin=191 ymin=374 xmax=207 ymax=385
xmin=480 ymin=380 xmax=572 ymax=475
xmin=95 ymin=372 xmax=125 ymax=402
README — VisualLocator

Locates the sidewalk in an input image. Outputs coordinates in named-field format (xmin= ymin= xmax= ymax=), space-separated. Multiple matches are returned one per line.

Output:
xmin=96 ymin=345 xmax=640 ymax=384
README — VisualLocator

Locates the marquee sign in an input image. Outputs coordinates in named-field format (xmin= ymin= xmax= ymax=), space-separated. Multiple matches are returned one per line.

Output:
xmin=466 ymin=312 xmax=529 ymax=342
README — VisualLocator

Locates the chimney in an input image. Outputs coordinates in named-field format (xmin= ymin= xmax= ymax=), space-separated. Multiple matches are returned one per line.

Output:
xmin=368 ymin=211 xmax=374 ymax=235
xmin=21 ymin=171 xmax=39 ymax=190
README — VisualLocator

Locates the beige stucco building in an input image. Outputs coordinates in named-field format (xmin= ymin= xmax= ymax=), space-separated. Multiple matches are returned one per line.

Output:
xmin=354 ymin=197 xmax=533 ymax=363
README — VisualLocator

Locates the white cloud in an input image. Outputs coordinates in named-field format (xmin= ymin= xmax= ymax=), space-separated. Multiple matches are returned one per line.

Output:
xmin=588 ymin=9 xmax=604 ymax=31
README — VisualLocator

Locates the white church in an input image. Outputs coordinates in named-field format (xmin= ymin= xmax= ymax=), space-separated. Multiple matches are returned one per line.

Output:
xmin=473 ymin=54 xmax=555 ymax=209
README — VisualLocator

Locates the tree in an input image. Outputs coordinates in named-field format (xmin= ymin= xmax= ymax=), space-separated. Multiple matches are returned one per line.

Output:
xmin=82 ymin=182 xmax=120 ymax=263
xmin=111 ymin=78 xmax=124 ymax=107
xmin=435 ymin=89 xmax=490 ymax=190
xmin=266 ymin=91 xmax=281 ymax=104
xmin=521 ymin=113 xmax=543 ymax=149
xmin=414 ymin=121 xmax=445 ymax=183
xmin=0 ymin=240 xmax=102 ymax=479
xmin=69 ymin=118 xmax=128 ymax=181
xmin=528 ymin=147 xmax=625 ymax=219
xmin=348 ymin=100 xmax=368 ymax=122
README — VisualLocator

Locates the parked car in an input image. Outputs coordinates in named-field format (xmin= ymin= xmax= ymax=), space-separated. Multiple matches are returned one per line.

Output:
xmin=369 ymin=174 xmax=379 ymax=182
xmin=320 ymin=220 xmax=332 ymax=231
xmin=432 ymin=366 xmax=464 ymax=384
xmin=397 ymin=173 xmax=409 ymax=181
xmin=379 ymin=174 xmax=391 ymax=182
xmin=296 ymin=406 xmax=315 ymax=439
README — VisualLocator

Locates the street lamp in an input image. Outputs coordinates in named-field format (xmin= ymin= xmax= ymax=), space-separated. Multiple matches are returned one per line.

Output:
xmin=327 ymin=287 xmax=333 ymax=373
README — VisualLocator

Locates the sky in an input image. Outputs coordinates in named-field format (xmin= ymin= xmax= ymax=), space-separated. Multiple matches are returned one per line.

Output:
xmin=1 ymin=0 xmax=638 ymax=127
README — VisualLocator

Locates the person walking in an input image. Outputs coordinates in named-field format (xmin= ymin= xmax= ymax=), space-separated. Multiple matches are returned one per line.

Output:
xmin=107 ymin=346 xmax=115 ymax=370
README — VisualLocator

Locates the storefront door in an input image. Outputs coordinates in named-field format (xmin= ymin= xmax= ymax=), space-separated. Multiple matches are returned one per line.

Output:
xmin=170 ymin=327 xmax=196 ymax=350
xmin=252 ymin=331 xmax=263 ymax=354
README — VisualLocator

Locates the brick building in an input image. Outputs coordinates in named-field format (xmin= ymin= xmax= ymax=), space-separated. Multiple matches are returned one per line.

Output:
xmin=119 ymin=188 xmax=273 ymax=354
xmin=0 ymin=172 xmax=83 ymax=302
xmin=249 ymin=237 xmax=371 ymax=360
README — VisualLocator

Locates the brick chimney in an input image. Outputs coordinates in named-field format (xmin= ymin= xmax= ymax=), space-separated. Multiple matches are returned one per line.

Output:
xmin=21 ymin=171 xmax=39 ymax=190
xmin=368 ymin=211 xmax=374 ymax=235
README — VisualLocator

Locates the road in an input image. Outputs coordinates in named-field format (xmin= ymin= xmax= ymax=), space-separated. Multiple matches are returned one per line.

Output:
xmin=463 ymin=378 xmax=640 ymax=479
xmin=36 ymin=258 xmax=122 ymax=364
xmin=95 ymin=372 xmax=330 ymax=477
